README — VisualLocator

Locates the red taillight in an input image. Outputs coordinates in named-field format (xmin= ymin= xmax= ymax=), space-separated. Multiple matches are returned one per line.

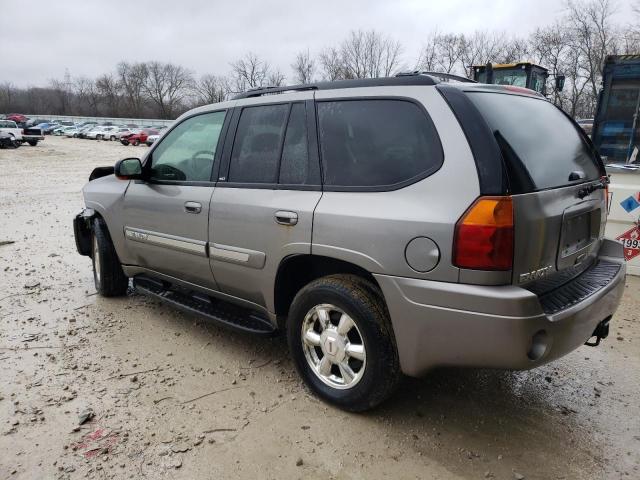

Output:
xmin=453 ymin=196 xmax=514 ymax=270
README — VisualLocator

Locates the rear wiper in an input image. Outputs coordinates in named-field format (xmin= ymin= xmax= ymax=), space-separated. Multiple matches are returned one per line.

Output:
xmin=577 ymin=176 xmax=609 ymax=199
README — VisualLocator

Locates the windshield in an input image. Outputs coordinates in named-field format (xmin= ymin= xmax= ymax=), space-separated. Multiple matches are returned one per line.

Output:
xmin=477 ymin=68 xmax=528 ymax=88
xmin=468 ymin=92 xmax=601 ymax=192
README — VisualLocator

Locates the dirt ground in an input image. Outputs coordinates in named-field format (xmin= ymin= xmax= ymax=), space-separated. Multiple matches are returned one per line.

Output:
xmin=0 ymin=135 xmax=638 ymax=480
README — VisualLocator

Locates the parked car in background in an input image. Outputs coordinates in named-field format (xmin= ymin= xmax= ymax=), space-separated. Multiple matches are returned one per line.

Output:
xmin=5 ymin=113 xmax=27 ymax=124
xmin=0 ymin=131 xmax=20 ymax=148
xmin=114 ymin=128 xmax=138 ymax=140
xmin=53 ymin=125 xmax=71 ymax=135
xmin=576 ymin=118 xmax=594 ymax=136
xmin=0 ymin=119 xmax=23 ymax=146
xmin=65 ymin=127 xmax=81 ymax=138
xmin=77 ymin=125 xmax=97 ymax=139
xmin=145 ymin=134 xmax=160 ymax=146
xmin=120 ymin=128 xmax=158 ymax=146
xmin=36 ymin=123 xmax=56 ymax=135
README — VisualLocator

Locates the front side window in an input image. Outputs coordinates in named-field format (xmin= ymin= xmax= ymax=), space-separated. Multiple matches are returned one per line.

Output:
xmin=317 ymin=99 xmax=443 ymax=188
xmin=150 ymin=111 xmax=226 ymax=182
xmin=228 ymin=104 xmax=289 ymax=184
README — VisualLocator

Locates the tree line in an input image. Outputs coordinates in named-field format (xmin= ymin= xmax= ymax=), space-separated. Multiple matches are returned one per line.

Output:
xmin=1 ymin=0 xmax=638 ymax=120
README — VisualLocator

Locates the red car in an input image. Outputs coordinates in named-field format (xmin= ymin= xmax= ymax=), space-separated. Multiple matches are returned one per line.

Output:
xmin=120 ymin=129 xmax=159 ymax=146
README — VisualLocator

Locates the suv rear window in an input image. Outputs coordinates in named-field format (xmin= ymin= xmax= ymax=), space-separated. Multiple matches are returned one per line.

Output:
xmin=317 ymin=100 xmax=443 ymax=189
xmin=467 ymin=92 xmax=601 ymax=192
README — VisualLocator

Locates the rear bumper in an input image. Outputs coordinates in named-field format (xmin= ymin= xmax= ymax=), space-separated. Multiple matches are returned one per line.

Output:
xmin=375 ymin=238 xmax=627 ymax=377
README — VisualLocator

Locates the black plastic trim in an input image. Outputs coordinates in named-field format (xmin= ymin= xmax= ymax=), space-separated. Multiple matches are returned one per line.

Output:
xmin=535 ymin=260 xmax=620 ymax=315
xmin=216 ymin=100 xmax=323 ymax=190
xmin=436 ymin=85 xmax=506 ymax=195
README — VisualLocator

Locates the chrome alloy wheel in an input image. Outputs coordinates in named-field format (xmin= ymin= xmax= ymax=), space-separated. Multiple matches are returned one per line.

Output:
xmin=301 ymin=304 xmax=366 ymax=389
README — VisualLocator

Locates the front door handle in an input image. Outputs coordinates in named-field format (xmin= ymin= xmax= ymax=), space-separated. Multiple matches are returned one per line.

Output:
xmin=184 ymin=201 xmax=202 ymax=214
xmin=274 ymin=210 xmax=298 ymax=226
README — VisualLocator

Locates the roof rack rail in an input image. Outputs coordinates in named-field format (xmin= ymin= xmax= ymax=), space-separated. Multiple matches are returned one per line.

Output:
xmin=396 ymin=71 xmax=476 ymax=83
xmin=232 ymin=75 xmax=441 ymax=99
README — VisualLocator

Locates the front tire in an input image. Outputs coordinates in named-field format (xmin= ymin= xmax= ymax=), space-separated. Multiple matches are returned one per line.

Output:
xmin=28 ymin=140 xmax=38 ymax=146
xmin=91 ymin=217 xmax=128 ymax=297
xmin=287 ymin=275 xmax=400 ymax=412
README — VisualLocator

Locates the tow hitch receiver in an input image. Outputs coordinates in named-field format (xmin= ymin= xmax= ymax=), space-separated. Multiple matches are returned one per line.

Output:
xmin=585 ymin=316 xmax=611 ymax=347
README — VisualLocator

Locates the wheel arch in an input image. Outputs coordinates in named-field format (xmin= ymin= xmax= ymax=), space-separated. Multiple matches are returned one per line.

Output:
xmin=273 ymin=254 xmax=383 ymax=324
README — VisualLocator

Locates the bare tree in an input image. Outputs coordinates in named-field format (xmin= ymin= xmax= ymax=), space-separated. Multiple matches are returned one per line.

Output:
xmin=117 ymin=62 xmax=148 ymax=117
xmin=74 ymin=76 xmax=101 ymax=116
xmin=291 ymin=50 xmax=316 ymax=84
xmin=48 ymin=72 xmax=73 ymax=115
xmin=339 ymin=30 xmax=403 ymax=78
xmin=95 ymin=73 xmax=122 ymax=117
xmin=459 ymin=31 xmax=504 ymax=77
xmin=434 ymin=34 xmax=464 ymax=74
xmin=566 ymin=0 xmax=618 ymax=99
xmin=193 ymin=74 xmax=228 ymax=105
xmin=143 ymin=61 xmax=194 ymax=119
xmin=319 ymin=47 xmax=344 ymax=81
xmin=230 ymin=52 xmax=272 ymax=93
xmin=416 ymin=31 xmax=441 ymax=72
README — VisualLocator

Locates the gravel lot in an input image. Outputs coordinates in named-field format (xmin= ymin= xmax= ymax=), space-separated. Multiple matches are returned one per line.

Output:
xmin=0 ymin=135 xmax=639 ymax=480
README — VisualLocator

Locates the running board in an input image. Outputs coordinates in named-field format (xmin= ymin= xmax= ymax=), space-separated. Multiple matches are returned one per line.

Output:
xmin=133 ymin=276 xmax=276 ymax=335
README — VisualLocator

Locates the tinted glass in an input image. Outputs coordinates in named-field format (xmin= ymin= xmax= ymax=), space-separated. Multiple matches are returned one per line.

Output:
xmin=317 ymin=100 xmax=443 ymax=188
xmin=150 ymin=111 xmax=225 ymax=182
xmin=468 ymin=92 xmax=600 ymax=191
xmin=279 ymin=103 xmax=318 ymax=185
xmin=229 ymin=104 xmax=289 ymax=184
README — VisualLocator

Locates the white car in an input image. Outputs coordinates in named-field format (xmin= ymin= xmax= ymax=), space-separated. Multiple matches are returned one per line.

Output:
xmin=86 ymin=126 xmax=112 ymax=140
xmin=65 ymin=127 xmax=80 ymax=138
xmin=0 ymin=120 xmax=23 ymax=145
xmin=145 ymin=134 xmax=160 ymax=146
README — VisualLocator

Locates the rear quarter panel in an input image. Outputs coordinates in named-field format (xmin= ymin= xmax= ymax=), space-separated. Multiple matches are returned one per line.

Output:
xmin=312 ymin=86 xmax=480 ymax=282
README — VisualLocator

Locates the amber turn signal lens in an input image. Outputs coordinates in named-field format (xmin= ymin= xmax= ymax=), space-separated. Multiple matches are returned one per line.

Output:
xmin=453 ymin=196 xmax=514 ymax=271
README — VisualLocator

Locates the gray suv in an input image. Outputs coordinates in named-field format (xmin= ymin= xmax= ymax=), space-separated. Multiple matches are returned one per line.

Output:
xmin=74 ymin=74 xmax=627 ymax=411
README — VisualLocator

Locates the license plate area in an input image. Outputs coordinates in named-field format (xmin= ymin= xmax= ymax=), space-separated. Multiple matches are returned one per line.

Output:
xmin=557 ymin=205 xmax=601 ymax=269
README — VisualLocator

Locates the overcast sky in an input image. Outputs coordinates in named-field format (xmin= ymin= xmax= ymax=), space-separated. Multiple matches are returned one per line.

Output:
xmin=0 ymin=0 xmax=633 ymax=86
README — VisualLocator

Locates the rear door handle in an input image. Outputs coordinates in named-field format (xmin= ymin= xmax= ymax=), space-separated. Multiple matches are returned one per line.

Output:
xmin=184 ymin=201 xmax=202 ymax=214
xmin=274 ymin=210 xmax=298 ymax=226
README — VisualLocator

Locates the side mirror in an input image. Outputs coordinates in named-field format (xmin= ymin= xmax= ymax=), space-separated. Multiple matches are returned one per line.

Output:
xmin=114 ymin=158 xmax=143 ymax=180
xmin=555 ymin=74 xmax=566 ymax=92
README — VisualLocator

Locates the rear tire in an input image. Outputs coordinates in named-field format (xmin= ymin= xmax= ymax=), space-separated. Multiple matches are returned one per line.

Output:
xmin=287 ymin=275 xmax=400 ymax=412
xmin=91 ymin=217 xmax=128 ymax=297
xmin=27 ymin=140 xmax=38 ymax=146
xmin=131 ymin=139 xmax=140 ymax=146
xmin=110 ymin=135 xmax=116 ymax=141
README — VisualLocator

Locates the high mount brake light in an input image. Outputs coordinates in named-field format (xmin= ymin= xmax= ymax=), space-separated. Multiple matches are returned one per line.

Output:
xmin=453 ymin=196 xmax=514 ymax=270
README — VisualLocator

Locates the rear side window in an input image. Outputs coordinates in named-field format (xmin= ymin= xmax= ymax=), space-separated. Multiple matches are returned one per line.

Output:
xmin=279 ymin=103 xmax=318 ymax=185
xmin=229 ymin=104 xmax=289 ymax=183
xmin=317 ymin=100 xmax=443 ymax=189
xmin=467 ymin=92 xmax=601 ymax=192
